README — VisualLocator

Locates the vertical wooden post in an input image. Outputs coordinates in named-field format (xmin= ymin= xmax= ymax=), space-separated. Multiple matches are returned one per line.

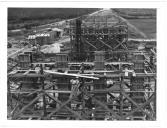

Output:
xmin=80 ymin=77 xmax=85 ymax=119
xmin=154 ymin=77 xmax=156 ymax=119
xmin=7 ymin=79 xmax=13 ymax=109
xmin=53 ymin=85 xmax=56 ymax=98
xmin=120 ymin=76 xmax=123 ymax=119
xmin=40 ymin=64 xmax=47 ymax=118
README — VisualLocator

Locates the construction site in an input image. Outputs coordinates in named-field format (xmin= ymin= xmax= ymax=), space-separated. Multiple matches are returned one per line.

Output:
xmin=7 ymin=8 xmax=156 ymax=120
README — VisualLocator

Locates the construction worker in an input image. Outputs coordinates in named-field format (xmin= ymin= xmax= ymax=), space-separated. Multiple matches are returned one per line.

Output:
xmin=106 ymin=79 xmax=114 ymax=88
xmin=36 ymin=43 xmax=40 ymax=51
xmin=35 ymin=64 xmax=40 ymax=72
xmin=79 ymin=63 xmax=85 ymax=74
xmin=70 ymin=77 xmax=80 ymax=99
xmin=32 ymin=45 xmax=37 ymax=52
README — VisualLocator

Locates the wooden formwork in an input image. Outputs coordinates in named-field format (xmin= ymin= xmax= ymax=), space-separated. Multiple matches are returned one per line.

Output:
xmin=8 ymin=35 xmax=156 ymax=120
xmin=70 ymin=17 xmax=128 ymax=62
xmin=7 ymin=64 xmax=156 ymax=120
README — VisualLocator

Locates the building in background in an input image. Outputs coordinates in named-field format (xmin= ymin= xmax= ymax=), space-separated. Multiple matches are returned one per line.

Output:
xmin=28 ymin=27 xmax=63 ymax=46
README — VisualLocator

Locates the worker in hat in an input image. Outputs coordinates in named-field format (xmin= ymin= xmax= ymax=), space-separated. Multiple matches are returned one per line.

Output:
xmin=70 ymin=77 xmax=80 ymax=99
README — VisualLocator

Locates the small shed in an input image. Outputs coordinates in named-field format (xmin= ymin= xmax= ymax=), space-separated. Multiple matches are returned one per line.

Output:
xmin=27 ymin=35 xmax=36 ymax=46
xmin=35 ymin=33 xmax=51 ymax=46
xmin=50 ymin=28 xmax=63 ymax=40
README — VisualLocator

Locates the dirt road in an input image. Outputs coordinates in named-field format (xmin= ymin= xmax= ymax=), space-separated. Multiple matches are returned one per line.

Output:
xmin=41 ymin=37 xmax=70 ymax=53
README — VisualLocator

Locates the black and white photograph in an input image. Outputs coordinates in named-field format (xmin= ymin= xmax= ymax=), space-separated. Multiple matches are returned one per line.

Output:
xmin=6 ymin=7 xmax=157 ymax=121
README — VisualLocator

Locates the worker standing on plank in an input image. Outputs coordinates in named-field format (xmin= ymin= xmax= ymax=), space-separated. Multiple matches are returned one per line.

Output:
xmin=79 ymin=63 xmax=85 ymax=74
xmin=106 ymin=79 xmax=114 ymax=88
xmin=70 ymin=77 xmax=80 ymax=99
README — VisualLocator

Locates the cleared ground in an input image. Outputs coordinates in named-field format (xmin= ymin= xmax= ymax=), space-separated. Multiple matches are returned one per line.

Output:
xmin=128 ymin=19 xmax=156 ymax=39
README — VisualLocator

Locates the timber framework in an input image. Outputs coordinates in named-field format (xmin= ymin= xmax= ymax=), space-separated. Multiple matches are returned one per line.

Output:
xmin=7 ymin=9 xmax=156 ymax=120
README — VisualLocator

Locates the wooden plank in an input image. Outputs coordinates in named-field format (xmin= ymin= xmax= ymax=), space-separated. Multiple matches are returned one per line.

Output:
xmin=44 ymin=70 xmax=99 ymax=80
xmin=8 ymin=48 xmax=25 ymax=58
xmin=23 ymin=70 xmax=30 ymax=75
xmin=8 ymin=70 xmax=18 ymax=75
xmin=10 ymin=90 xmax=154 ymax=94
xmin=9 ymin=74 xmax=44 ymax=78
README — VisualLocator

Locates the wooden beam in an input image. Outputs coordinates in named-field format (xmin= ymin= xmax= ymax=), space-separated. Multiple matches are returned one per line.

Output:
xmin=13 ymin=94 xmax=43 ymax=118
xmin=23 ymin=70 xmax=30 ymax=75
xmin=85 ymin=91 xmax=121 ymax=119
xmin=121 ymin=94 xmax=155 ymax=120
xmin=82 ymin=37 xmax=98 ymax=50
xmin=11 ymin=104 xmax=20 ymax=118
xmin=11 ymin=90 xmax=155 ymax=94
xmin=121 ymin=91 xmax=138 ymax=106
xmin=113 ymin=38 xmax=127 ymax=50
xmin=92 ymin=97 xmax=121 ymax=120
xmin=46 ymin=93 xmax=85 ymax=119
xmin=97 ymin=39 xmax=113 ymax=50
xmin=46 ymin=96 xmax=73 ymax=118
xmin=120 ymin=77 xmax=124 ymax=117
xmin=8 ymin=70 xmax=18 ymax=75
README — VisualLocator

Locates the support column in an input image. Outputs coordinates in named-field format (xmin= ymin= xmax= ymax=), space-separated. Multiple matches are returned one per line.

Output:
xmin=40 ymin=64 xmax=47 ymax=118
xmin=120 ymin=76 xmax=124 ymax=118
